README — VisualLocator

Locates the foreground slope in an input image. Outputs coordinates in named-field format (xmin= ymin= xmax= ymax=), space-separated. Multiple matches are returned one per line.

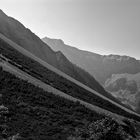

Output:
xmin=0 ymin=9 xmax=105 ymax=94
xmin=1 ymin=67 xmax=140 ymax=139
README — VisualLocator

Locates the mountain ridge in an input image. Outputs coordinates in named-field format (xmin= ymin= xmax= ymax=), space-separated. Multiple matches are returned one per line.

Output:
xmin=42 ymin=36 xmax=140 ymax=111
xmin=42 ymin=37 xmax=140 ymax=85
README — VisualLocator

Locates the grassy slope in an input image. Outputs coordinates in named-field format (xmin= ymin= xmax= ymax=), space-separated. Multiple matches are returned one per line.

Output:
xmin=0 ymin=68 xmax=140 ymax=139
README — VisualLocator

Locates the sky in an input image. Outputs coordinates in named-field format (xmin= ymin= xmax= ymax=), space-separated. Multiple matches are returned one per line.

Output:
xmin=1 ymin=0 xmax=140 ymax=59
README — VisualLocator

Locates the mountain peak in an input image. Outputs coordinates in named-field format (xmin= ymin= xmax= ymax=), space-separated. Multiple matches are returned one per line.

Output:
xmin=57 ymin=39 xmax=64 ymax=44
xmin=0 ymin=9 xmax=7 ymax=17
xmin=43 ymin=37 xmax=64 ymax=45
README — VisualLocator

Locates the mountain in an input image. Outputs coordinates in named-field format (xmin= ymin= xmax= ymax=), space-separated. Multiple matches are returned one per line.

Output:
xmin=42 ymin=37 xmax=140 ymax=110
xmin=42 ymin=37 xmax=140 ymax=85
xmin=105 ymin=73 xmax=140 ymax=112
xmin=1 ymin=32 xmax=136 ymax=116
xmin=0 ymin=9 xmax=131 ymax=110
xmin=0 ymin=10 xmax=105 ymax=94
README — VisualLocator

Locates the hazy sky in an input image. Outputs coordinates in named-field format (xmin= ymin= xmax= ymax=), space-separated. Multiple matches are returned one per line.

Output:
xmin=1 ymin=0 xmax=140 ymax=59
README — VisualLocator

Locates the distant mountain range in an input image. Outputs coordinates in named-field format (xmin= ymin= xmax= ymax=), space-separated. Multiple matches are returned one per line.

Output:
xmin=42 ymin=37 xmax=140 ymax=85
xmin=42 ymin=37 xmax=140 ymax=111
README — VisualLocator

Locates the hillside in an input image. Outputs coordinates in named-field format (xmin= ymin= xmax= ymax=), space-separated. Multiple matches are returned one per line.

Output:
xmin=0 ymin=9 xmax=105 ymax=94
xmin=42 ymin=37 xmax=140 ymax=85
xmin=1 ymin=10 xmax=140 ymax=140
xmin=0 ymin=38 xmax=140 ymax=140
xmin=0 ymin=35 xmax=140 ymax=140
xmin=1 ymin=33 xmax=140 ymax=140
xmin=1 ymin=67 xmax=140 ymax=139
xmin=1 ymin=32 xmax=140 ymax=119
